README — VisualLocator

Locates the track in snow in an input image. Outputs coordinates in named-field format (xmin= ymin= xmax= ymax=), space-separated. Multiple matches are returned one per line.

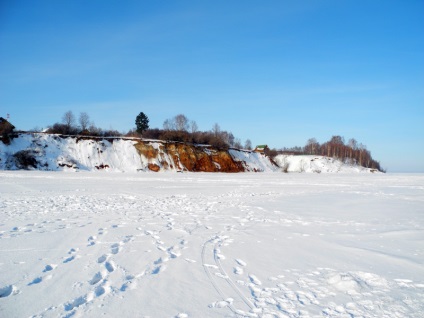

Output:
xmin=0 ymin=172 xmax=423 ymax=317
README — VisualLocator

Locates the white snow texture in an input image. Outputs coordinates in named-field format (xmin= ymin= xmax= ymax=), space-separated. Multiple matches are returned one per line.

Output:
xmin=0 ymin=172 xmax=423 ymax=318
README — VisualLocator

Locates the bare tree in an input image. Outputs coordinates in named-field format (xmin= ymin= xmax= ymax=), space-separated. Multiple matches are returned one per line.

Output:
xmin=228 ymin=132 xmax=235 ymax=147
xmin=347 ymin=138 xmax=357 ymax=161
xmin=79 ymin=112 xmax=90 ymax=131
xmin=163 ymin=119 xmax=173 ymax=131
xmin=62 ymin=111 xmax=76 ymax=132
xmin=244 ymin=139 xmax=252 ymax=150
xmin=234 ymin=138 xmax=242 ymax=149
xmin=190 ymin=120 xmax=198 ymax=134
xmin=358 ymin=143 xmax=366 ymax=166
xmin=304 ymin=138 xmax=319 ymax=155
xmin=348 ymin=138 xmax=357 ymax=149
xmin=328 ymin=135 xmax=345 ymax=158
xmin=212 ymin=123 xmax=220 ymax=137
xmin=175 ymin=114 xmax=189 ymax=131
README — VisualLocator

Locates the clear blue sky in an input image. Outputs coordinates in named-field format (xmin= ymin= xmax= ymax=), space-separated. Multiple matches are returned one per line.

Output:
xmin=1 ymin=1 xmax=423 ymax=172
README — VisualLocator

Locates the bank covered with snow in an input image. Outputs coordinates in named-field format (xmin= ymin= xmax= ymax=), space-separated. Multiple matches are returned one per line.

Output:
xmin=0 ymin=133 xmax=378 ymax=173
xmin=273 ymin=154 xmax=378 ymax=173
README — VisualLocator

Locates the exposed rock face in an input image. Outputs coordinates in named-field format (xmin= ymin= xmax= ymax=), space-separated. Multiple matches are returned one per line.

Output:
xmin=135 ymin=141 xmax=245 ymax=172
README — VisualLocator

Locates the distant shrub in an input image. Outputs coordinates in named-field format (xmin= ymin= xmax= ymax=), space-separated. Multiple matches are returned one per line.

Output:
xmin=209 ymin=136 xmax=229 ymax=150
xmin=102 ymin=129 xmax=121 ymax=137
xmin=46 ymin=123 xmax=78 ymax=135
xmin=141 ymin=128 xmax=163 ymax=140
xmin=79 ymin=129 xmax=91 ymax=136
xmin=268 ymin=148 xmax=279 ymax=158
xmin=160 ymin=130 xmax=192 ymax=143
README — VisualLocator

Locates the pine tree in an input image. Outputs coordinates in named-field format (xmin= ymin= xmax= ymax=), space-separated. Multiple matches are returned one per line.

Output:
xmin=135 ymin=112 xmax=149 ymax=135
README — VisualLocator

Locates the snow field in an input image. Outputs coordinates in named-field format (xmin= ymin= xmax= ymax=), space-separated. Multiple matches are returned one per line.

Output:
xmin=0 ymin=172 xmax=423 ymax=317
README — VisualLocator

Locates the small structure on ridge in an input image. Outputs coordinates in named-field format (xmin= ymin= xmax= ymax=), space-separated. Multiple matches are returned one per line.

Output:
xmin=254 ymin=145 xmax=270 ymax=155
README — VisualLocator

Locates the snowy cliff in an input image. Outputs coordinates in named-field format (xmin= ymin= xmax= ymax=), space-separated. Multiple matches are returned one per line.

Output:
xmin=0 ymin=133 xmax=277 ymax=172
xmin=0 ymin=133 xmax=379 ymax=173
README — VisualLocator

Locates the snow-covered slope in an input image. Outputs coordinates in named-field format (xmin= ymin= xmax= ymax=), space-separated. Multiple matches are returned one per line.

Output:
xmin=0 ymin=133 xmax=278 ymax=172
xmin=229 ymin=149 xmax=277 ymax=172
xmin=0 ymin=133 xmax=144 ymax=171
xmin=274 ymin=154 xmax=378 ymax=173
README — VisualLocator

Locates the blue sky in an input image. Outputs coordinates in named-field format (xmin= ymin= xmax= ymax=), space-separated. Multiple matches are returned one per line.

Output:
xmin=1 ymin=0 xmax=423 ymax=172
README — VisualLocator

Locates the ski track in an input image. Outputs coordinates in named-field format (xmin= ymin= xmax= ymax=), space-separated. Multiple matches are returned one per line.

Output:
xmin=0 ymin=172 xmax=423 ymax=317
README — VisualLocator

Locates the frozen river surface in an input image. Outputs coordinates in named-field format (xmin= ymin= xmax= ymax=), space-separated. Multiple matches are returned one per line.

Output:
xmin=0 ymin=172 xmax=423 ymax=317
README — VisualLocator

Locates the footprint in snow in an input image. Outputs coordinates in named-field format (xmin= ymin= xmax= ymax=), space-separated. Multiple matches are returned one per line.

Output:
xmin=97 ymin=254 xmax=109 ymax=264
xmin=111 ymin=243 xmax=122 ymax=254
xmin=152 ymin=264 xmax=166 ymax=275
xmin=89 ymin=271 xmax=105 ymax=285
xmin=123 ymin=235 xmax=134 ymax=243
xmin=64 ymin=292 xmax=94 ymax=311
xmin=235 ymin=259 xmax=247 ymax=267
xmin=68 ymin=248 xmax=79 ymax=254
xmin=28 ymin=277 xmax=43 ymax=285
xmin=43 ymin=264 xmax=57 ymax=272
xmin=95 ymin=283 xmax=110 ymax=297
xmin=98 ymin=228 xmax=107 ymax=235
xmin=120 ymin=275 xmax=138 ymax=292
xmin=154 ymin=257 xmax=169 ymax=265
xmin=63 ymin=255 xmax=77 ymax=263
xmin=215 ymin=253 xmax=225 ymax=260
xmin=168 ymin=247 xmax=181 ymax=258
xmin=105 ymin=261 xmax=116 ymax=273
xmin=209 ymin=298 xmax=234 ymax=308
xmin=249 ymin=274 xmax=262 ymax=285
xmin=157 ymin=245 xmax=167 ymax=252
xmin=87 ymin=235 xmax=97 ymax=246
xmin=121 ymin=280 xmax=137 ymax=292
xmin=0 ymin=285 xmax=18 ymax=298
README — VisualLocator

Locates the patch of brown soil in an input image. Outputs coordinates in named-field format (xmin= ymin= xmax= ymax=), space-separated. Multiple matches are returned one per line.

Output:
xmin=148 ymin=163 xmax=160 ymax=172
xmin=134 ymin=142 xmax=158 ymax=159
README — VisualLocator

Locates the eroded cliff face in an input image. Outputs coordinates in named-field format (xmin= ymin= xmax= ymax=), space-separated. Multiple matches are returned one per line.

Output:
xmin=134 ymin=141 xmax=245 ymax=172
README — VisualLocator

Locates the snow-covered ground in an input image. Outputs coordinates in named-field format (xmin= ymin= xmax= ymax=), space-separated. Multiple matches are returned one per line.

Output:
xmin=0 ymin=172 xmax=423 ymax=318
